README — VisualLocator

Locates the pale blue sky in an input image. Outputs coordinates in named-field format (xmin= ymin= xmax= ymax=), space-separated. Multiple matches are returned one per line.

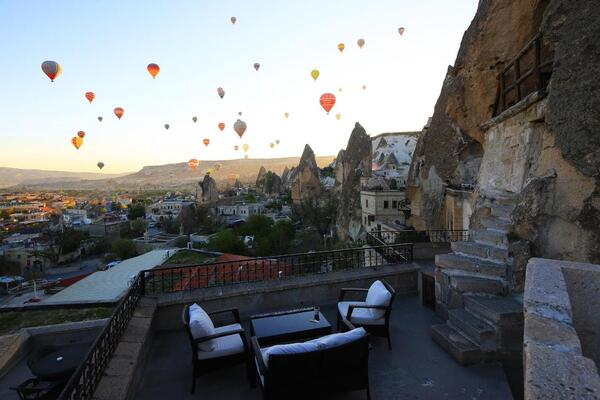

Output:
xmin=0 ymin=0 xmax=478 ymax=173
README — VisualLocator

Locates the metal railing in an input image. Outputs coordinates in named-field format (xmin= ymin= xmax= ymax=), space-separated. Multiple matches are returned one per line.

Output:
xmin=493 ymin=32 xmax=554 ymax=116
xmin=57 ymin=274 xmax=144 ymax=400
xmin=141 ymin=243 xmax=413 ymax=295
xmin=367 ymin=230 xmax=469 ymax=245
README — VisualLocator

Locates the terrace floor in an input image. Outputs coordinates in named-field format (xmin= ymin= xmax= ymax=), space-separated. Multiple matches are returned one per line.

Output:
xmin=135 ymin=296 xmax=516 ymax=400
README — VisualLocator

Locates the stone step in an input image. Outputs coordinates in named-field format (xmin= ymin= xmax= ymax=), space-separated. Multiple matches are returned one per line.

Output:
xmin=431 ymin=324 xmax=482 ymax=365
xmin=442 ymin=270 xmax=508 ymax=296
xmin=464 ymin=294 xmax=523 ymax=328
xmin=472 ymin=229 xmax=508 ymax=248
xmin=436 ymin=253 xmax=507 ymax=278
xmin=448 ymin=308 xmax=496 ymax=351
xmin=451 ymin=241 xmax=509 ymax=263
xmin=491 ymin=204 xmax=514 ymax=219
xmin=481 ymin=217 xmax=512 ymax=232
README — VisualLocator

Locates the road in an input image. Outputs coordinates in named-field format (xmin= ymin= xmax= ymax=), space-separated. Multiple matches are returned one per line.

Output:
xmin=43 ymin=256 xmax=103 ymax=280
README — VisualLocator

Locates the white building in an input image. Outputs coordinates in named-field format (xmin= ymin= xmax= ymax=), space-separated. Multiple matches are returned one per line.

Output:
xmin=360 ymin=188 xmax=408 ymax=232
xmin=146 ymin=199 xmax=194 ymax=222
xmin=216 ymin=200 xmax=265 ymax=220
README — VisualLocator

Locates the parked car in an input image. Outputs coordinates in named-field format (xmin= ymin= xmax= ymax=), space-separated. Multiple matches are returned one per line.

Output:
xmin=98 ymin=261 xmax=121 ymax=271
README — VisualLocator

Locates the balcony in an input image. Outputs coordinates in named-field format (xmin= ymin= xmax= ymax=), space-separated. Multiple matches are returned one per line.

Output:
xmin=0 ymin=244 xmax=517 ymax=399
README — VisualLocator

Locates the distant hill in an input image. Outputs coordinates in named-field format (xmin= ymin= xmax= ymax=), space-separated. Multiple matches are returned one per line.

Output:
xmin=4 ymin=157 xmax=335 ymax=191
xmin=0 ymin=167 xmax=128 ymax=189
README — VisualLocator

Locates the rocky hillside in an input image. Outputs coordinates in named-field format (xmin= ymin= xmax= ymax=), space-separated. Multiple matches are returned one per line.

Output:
xmin=0 ymin=167 xmax=127 ymax=189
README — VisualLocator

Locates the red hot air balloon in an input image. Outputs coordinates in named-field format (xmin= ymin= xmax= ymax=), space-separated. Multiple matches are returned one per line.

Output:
xmin=147 ymin=63 xmax=160 ymax=79
xmin=319 ymin=93 xmax=336 ymax=114
xmin=114 ymin=107 xmax=124 ymax=119
xmin=41 ymin=61 xmax=62 ymax=82
xmin=77 ymin=131 xmax=85 ymax=139
xmin=218 ymin=122 xmax=225 ymax=131
xmin=85 ymin=92 xmax=95 ymax=103
xmin=203 ymin=138 xmax=210 ymax=147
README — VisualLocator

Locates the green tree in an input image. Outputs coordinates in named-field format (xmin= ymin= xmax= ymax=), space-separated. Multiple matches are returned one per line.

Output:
xmin=161 ymin=215 xmax=180 ymax=234
xmin=264 ymin=172 xmax=274 ymax=194
xmin=111 ymin=239 xmax=138 ymax=260
xmin=128 ymin=203 xmax=146 ymax=220
xmin=59 ymin=229 xmax=88 ymax=254
xmin=238 ymin=214 xmax=273 ymax=237
xmin=0 ymin=210 xmax=9 ymax=220
xmin=268 ymin=220 xmax=295 ymax=254
xmin=301 ymin=192 xmax=339 ymax=240
xmin=178 ymin=204 xmax=213 ymax=235
xmin=244 ymin=193 xmax=257 ymax=204
xmin=206 ymin=230 xmax=246 ymax=254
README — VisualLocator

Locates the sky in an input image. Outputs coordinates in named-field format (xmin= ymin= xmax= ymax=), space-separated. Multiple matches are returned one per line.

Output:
xmin=0 ymin=0 xmax=478 ymax=174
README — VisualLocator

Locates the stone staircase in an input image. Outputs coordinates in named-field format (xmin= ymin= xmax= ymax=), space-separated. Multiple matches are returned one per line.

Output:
xmin=431 ymin=195 xmax=524 ymax=365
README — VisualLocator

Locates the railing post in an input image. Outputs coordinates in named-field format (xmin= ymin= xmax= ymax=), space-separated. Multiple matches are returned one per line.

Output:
xmin=140 ymin=272 xmax=145 ymax=296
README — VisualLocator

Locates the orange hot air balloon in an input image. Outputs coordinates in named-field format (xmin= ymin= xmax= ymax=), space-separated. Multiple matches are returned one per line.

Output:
xmin=85 ymin=92 xmax=95 ymax=103
xmin=218 ymin=122 xmax=225 ymax=131
xmin=71 ymin=136 xmax=83 ymax=150
xmin=319 ymin=93 xmax=336 ymax=114
xmin=234 ymin=145 xmax=239 ymax=151
xmin=147 ymin=63 xmax=160 ymax=79
xmin=203 ymin=138 xmax=210 ymax=147
xmin=77 ymin=131 xmax=85 ymax=139
xmin=398 ymin=27 xmax=405 ymax=36
xmin=188 ymin=159 xmax=199 ymax=171
xmin=41 ymin=61 xmax=62 ymax=82
xmin=357 ymin=38 xmax=365 ymax=48
xmin=338 ymin=43 xmax=345 ymax=53
xmin=234 ymin=119 xmax=247 ymax=138
xmin=114 ymin=107 xmax=124 ymax=119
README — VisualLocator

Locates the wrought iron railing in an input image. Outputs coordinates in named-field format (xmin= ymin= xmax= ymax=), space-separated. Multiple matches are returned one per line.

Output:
xmin=492 ymin=32 xmax=554 ymax=116
xmin=367 ymin=230 xmax=469 ymax=245
xmin=57 ymin=274 xmax=144 ymax=400
xmin=141 ymin=243 xmax=413 ymax=295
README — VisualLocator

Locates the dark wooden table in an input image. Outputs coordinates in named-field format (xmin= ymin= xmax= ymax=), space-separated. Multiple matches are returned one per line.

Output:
xmin=28 ymin=344 xmax=89 ymax=381
xmin=250 ymin=308 xmax=332 ymax=346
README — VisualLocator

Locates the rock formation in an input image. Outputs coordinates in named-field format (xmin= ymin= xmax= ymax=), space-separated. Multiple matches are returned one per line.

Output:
xmin=199 ymin=173 xmax=218 ymax=203
xmin=290 ymin=144 xmax=321 ymax=205
xmin=255 ymin=166 xmax=267 ymax=188
xmin=334 ymin=122 xmax=372 ymax=241
xmin=256 ymin=166 xmax=283 ymax=195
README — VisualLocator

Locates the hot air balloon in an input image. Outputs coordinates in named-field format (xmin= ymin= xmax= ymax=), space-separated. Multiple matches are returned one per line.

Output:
xmin=275 ymin=139 xmax=280 ymax=145
xmin=234 ymin=145 xmax=239 ymax=151
xmin=242 ymin=144 xmax=249 ymax=153
xmin=398 ymin=27 xmax=405 ymax=36
xmin=77 ymin=131 xmax=86 ymax=139
xmin=71 ymin=137 xmax=83 ymax=150
xmin=238 ymin=111 xmax=242 ymax=116
xmin=41 ymin=61 xmax=62 ymax=82
xmin=147 ymin=63 xmax=160 ymax=79
xmin=362 ymin=84 xmax=367 ymax=90
xmin=192 ymin=116 xmax=198 ymax=123
xmin=114 ymin=107 xmax=124 ymax=119
xmin=338 ymin=88 xmax=343 ymax=92
xmin=357 ymin=38 xmax=365 ymax=48
xmin=218 ymin=122 xmax=225 ymax=131
xmin=284 ymin=112 xmax=289 ymax=118
xmin=230 ymin=16 xmax=237 ymax=24
xmin=203 ymin=138 xmax=210 ymax=147
xmin=319 ymin=93 xmax=336 ymax=114
xmin=234 ymin=119 xmax=247 ymax=138
xmin=269 ymin=142 xmax=275 ymax=149
xmin=98 ymin=116 xmax=103 ymax=122
xmin=85 ymin=92 xmax=95 ymax=103
xmin=335 ymin=113 xmax=342 ymax=120
xmin=97 ymin=162 xmax=105 ymax=170
xmin=164 ymin=124 xmax=170 ymax=130
xmin=338 ymin=43 xmax=345 ymax=53
xmin=188 ymin=159 xmax=199 ymax=171
xmin=311 ymin=69 xmax=320 ymax=82
xmin=254 ymin=63 xmax=260 ymax=71
xmin=217 ymin=87 xmax=225 ymax=99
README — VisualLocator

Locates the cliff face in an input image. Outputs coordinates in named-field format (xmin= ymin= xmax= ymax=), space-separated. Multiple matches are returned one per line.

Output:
xmin=290 ymin=144 xmax=321 ymax=204
xmin=199 ymin=173 xmax=218 ymax=203
xmin=335 ymin=122 xmax=372 ymax=241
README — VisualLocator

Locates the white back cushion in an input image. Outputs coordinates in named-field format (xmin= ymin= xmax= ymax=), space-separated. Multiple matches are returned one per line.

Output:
xmin=309 ymin=327 xmax=367 ymax=349
xmin=188 ymin=303 xmax=216 ymax=351
xmin=365 ymin=280 xmax=392 ymax=319
xmin=263 ymin=342 xmax=320 ymax=366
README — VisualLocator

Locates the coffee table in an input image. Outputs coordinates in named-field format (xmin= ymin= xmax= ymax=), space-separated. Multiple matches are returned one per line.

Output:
xmin=28 ymin=344 xmax=89 ymax=381
xmin=250 ymin=308 xmax=332 ymax=346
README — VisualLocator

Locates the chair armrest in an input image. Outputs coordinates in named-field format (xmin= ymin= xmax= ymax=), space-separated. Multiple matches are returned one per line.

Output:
xmin=338 ymin=288 xmax=368 ymax=301
xmin=193 ymin=328 xmax=245 ymax=345
xmin=251 ymin=336 xmax=268 ymax=376
xmin=208 ymin=308 xmax=242 ymax=324
xmin=340 ymin=319 xmax=357 ymax=331
xmin=347 ymin=304 xmax=389 ymax=320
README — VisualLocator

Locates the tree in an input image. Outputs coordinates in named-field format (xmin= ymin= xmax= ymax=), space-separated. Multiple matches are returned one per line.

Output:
xmin=268 ymin=220 xmax=295 ymax=254
xmin=206 ymin=230 xmax=246 ymax=254
xmin=301 ymin=192 xmax=339 ymax=239
xmin=128 ymin=203 xmax=146 ymax=220
xmin=244 ymin=193 xmax=257 ymax=204
xmin=0 ymin=210 xmax=9 ymax=220
xmin=238 ymin=214 xmax=273 ymax=238
xmin=111 ymin=239 xmax=138 ymax=260
xmin=178 ymin=204 xmax=213 ymax=235
xmin=161 ymin=215 xmax=180 ymax=234
xmin=59 ymin=229 xmax=88 ymax=254
xmin=389 ymin=179 xmax=398 ymax=190
xmin=264 ymin=172 xmax=274 ymax=194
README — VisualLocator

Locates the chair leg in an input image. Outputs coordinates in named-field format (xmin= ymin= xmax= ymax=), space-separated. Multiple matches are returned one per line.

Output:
xmin=191 ymin=368 xmax=196 ymax=394
xmin=247 ymin=357 xmax=256 ymax=388
xmin=366 ymin=384 xmax=371 ymax=400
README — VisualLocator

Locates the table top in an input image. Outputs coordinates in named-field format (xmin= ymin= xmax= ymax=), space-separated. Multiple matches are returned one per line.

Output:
xmin=251 ymin=309 xmax=331 ymax=346
xmin=28 ymin=344 xmax=89 ymax=381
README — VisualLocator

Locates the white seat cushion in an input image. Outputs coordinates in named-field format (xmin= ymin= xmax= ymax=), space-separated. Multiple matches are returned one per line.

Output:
xmin=338 ymin=301 xmax=385 ymax=325
xmin=307 ymin=327 xmax=367 ymax=349
xmin=197 ymin=323 xmax=245 ymax=360
xmin=188 ymin=304 xmax=216 ymax=351
xmin=365 ymin=280 xmax=392 ymax=319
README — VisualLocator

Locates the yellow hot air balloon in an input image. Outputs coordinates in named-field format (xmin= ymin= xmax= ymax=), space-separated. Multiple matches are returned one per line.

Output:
xmin=311 ymin=69 xmax=320 ymax=82
xmin=242 ymin=144 xmax=249 ymax=153
xmin=71 ymin=136 xmax=83 ymax=150
xmin=335 ymin=113 xmax=341 ymax=120
xmin=338 ymin=43 xmax=345 ymax=53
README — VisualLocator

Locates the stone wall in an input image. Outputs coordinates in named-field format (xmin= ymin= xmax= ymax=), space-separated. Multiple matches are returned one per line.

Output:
xmin=524 ymin=258 xmax=600 ymax=399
